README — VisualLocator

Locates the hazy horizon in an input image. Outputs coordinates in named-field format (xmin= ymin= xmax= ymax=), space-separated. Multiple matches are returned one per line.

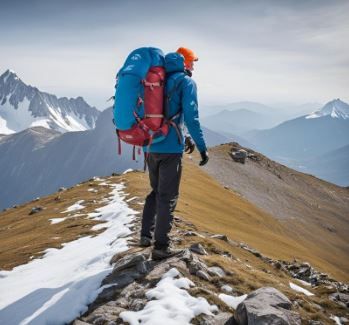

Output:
xmin=1 ymin=0 xmax=348 ymax=110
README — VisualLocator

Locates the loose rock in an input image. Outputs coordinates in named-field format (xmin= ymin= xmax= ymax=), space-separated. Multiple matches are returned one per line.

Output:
xmin=29 ymin=206 xmax=43 ymax=215
xmin=234 ymin=287 xmax=301 ymax=325
xmin=190 ymin=243 xmax=208 ymax=255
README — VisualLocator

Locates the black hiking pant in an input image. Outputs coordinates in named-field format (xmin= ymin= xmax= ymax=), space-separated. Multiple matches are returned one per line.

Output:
xmin=141 ymin=153 xmax=182 ymax=248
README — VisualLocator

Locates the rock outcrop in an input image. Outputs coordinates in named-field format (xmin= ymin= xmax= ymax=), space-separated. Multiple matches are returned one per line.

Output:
xmin=234 ymin=287 xmax=301 ymax=325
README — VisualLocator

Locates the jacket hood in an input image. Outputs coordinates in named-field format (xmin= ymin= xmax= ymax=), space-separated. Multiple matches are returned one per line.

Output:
xmin=164 ymin=52 xmax=185 ymax=74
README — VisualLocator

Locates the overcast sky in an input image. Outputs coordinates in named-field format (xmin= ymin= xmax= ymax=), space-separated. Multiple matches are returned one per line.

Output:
xmin=0 ymin=0 xmax=348 ymax=110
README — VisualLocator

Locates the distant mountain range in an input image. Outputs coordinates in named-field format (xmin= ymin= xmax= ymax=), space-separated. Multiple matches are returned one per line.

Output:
xmin=245 ymin=99 xmax=349 ymax=186
xmin=201 ymin=108 xmax=275 ymax=135
xmin=0 ymin=108 xmax=143 ymax=210
xmin=246 ymin=99 xmax=349 ymax=157
xmin=301 ymin=144 xmax=349 ymax=187
xmin=0 ymin=69 xmax=100 ymax=134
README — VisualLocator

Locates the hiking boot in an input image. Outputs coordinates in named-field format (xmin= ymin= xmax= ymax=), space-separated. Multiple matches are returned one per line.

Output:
xmin=151 ymin=246 xmax=183 ymax=261
xmin=139 ymin=236 xmax=152 ymax=247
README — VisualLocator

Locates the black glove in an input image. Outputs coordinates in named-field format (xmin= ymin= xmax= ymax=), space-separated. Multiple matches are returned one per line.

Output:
xmin=199 ymin=151 xmax=209 ymax=166
xmin=185 ymin=136 xmax=195 ymax=154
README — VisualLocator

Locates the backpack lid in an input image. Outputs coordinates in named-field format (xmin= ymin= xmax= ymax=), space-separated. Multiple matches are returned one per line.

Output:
xmin=119 ymin=47 xmax=165 ymax=78
xmin=164 ymin=52 xmax=185 ymax=74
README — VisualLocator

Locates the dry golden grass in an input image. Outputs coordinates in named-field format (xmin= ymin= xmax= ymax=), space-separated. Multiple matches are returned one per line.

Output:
xmin=0 ymin=178 xmax=117 ymax=270
xmin=1 ymin=161 xmax=347 ymax=321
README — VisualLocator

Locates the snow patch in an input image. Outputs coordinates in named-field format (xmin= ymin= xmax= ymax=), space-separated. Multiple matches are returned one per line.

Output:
xmin=49 ymin=217 xmax=67 ymax=224
xmin=62 ymin=200 xmax=85 ymax=213
xmin=0 ymin=98 xmax=35 ymax=134
xmin=120 ymin=268 xmax=218 ymax=324
xmin=0 ymin=183 xmax=136 ymax=325
xmin=289 ymin=282 xmax=314 ymax=296
xmin=330 ymin=315 xmax=343 ymax=325
xmin=218 ymin=293 xmax=247 ymax=309
xmin=296 ymin=279 xmax=311 ymax=287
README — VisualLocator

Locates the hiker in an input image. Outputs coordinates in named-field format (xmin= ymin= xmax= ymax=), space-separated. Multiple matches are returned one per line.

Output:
xmin=140 ymin=47 xmax=209 ymax=260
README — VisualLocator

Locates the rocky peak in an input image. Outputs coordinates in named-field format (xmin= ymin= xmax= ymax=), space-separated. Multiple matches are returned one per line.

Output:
xmin=0 ymin=69 xmax=100 ymax=134
xmin=306 ymin=98 xmax=349 ymax=120
xmin=0 ymin=69 xmax=37 ymax=109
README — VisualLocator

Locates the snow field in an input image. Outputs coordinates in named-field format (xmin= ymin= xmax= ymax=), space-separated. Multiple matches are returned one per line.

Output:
xmin=0 ymin=183 xmax=137 ymax=325
xmin=120 ymin=268 xmax=218 ymax=325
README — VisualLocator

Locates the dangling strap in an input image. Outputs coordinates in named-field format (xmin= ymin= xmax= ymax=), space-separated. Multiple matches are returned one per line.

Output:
xmin=132 ymin=145 xmax=136 ymax=161
xmin=143 ymin=152 xmax=149 ymax=172
xmin=116 ymin=130 xmax=122 ymax=155
xmin=168 ymin=120 xmax=183 ymax=144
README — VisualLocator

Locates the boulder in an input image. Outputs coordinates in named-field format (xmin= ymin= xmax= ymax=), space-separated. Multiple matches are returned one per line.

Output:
xmin=231 ymin=149 xmax=247 ymax=164
xmin=207 ymin=266 xmax=226 ymax=278
xmin=196 ymin=270 xmax=211 ymax=281
xmin=329 ymin=292 xmax=349 ymax=308
xmin=29 ymin=206 xmax=43 ymax=215
xmin=190 ymin=243 xmax=208 ymax=255
xmin=113 ymin=253 xmax=146 ymax=273
xmin=234 ymin=287 xmax=301 ymax=325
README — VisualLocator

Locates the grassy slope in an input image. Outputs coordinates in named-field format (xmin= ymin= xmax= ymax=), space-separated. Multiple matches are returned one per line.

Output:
xmin=126 ymin=156 xmax=349 ymax=282
xmin=1 ymin=154 xmax=347 ymax=283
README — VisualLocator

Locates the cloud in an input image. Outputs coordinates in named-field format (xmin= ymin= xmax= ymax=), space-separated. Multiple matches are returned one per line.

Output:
xmin=0 ymin=0 xmax=348 ymax=107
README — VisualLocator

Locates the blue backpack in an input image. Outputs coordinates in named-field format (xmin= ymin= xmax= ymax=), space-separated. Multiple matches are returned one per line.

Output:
xmin=113 ymin=47 xmax=183 ymax=160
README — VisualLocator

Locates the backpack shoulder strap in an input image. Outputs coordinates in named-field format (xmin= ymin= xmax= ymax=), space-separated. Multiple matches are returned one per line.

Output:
xmin=164 ymin=72 xmax=186 ymax=120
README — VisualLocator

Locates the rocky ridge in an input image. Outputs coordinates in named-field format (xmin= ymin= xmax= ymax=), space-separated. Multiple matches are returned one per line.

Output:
xmin=73 ymin=192 xmax=349 ymax=325
xmin=0 ymin=69 xmax=100 ymax=134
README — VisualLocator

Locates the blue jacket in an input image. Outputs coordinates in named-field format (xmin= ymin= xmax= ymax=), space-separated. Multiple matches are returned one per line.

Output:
xmin=146 ymin=52 xmax=207 ymax=154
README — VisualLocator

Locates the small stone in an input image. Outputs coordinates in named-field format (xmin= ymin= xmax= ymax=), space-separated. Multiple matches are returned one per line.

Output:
xmin=73 ymin=320 xmax=91 ymax=325
xmin=221 ymin=285 xmax=233 ymax=293
xmin=129 ymin=298 xmax=146 ymax=311
xmin=196 ymin=270 xmax=211 ymax=281
xmin=136 ymin=260 xmax=154 ymax=275
xmin=58 ymin=187 xmax=67 ymax=192
xmin=29 ymin=206 xmax=43 ymax=215
xmin=211 ymin=234 xmax=229 ymax=242
xmin=190 ymin=243 xmax=208 ymax=255
xmin=54 ymin=196 xmax=61 ymax=201
xmin=184 ymin=231 xmax=198 ymax=237
xmin=208 ymin=266 xmax=226 ymax=278
xmin=273 ymin=261 xmax=282 ymax=270
xmin=329 ymin=292 xmax=349 ymax=307
xmin=113 ymin=254 xmax=146 ymax=273
xmin=180 ymin=248 xmax=193 ymax=262
xmin=188 ymin=254 xmax=208 ymax=275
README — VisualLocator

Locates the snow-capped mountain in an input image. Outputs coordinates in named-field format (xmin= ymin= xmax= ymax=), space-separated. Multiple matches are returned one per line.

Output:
xmin=306 ymin=98 xmax=349 ymax=120
xmin=0 ymin=107 xmax=142 ymax=210
xmin=245 ymin=99 xmax=349 ymax=179
xmin=0 ymin=69 xmax=100 ymax=134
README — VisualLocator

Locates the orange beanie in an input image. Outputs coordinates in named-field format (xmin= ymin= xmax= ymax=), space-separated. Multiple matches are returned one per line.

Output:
xmin=176 ymin=47 xmax=199 ymax=66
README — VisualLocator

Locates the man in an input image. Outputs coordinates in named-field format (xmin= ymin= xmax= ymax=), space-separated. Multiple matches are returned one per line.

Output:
xmin=140 ymin=47 xmax=209 ymax=260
